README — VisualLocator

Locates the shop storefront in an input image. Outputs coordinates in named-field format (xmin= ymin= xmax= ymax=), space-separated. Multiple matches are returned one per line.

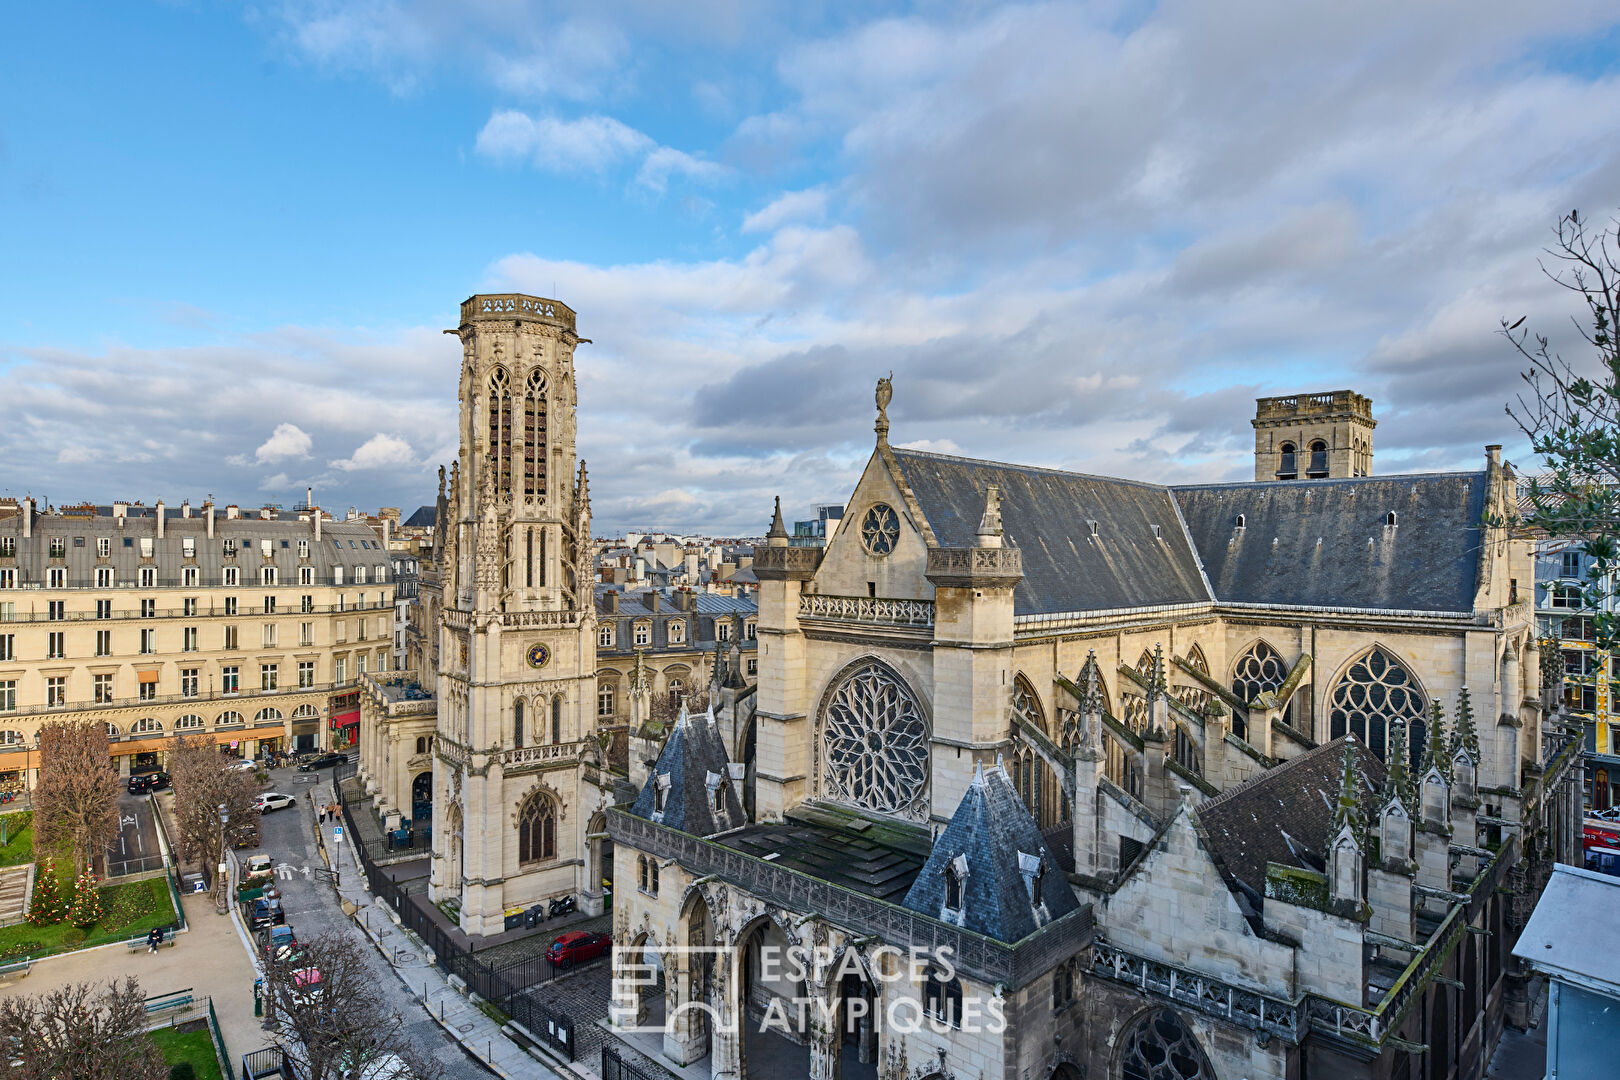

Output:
xmin=330 ymin=690 xmax=361 ymax=751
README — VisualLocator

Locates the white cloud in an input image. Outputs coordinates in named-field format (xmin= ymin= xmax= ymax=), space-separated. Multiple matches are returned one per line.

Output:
xmin=475 ymin=111 xmax=653 ymax=173
xmin=634 ymin=146 xmax=728 ymax=195
xmin=57 ymin=446 xmax=101 ymax=465
xmin=329 ymin=433 xmax=418 ymax=472
xmin=254 ymin=423 xmax=314 ymax=463
xmin=741 ymin=187 xmax=828 ymax=233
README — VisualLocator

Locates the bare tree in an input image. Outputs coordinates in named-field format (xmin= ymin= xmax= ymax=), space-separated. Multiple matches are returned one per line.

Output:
xmin=33 ymin=721 xmax=119 ymax=876
xmin=167 ymin=732 xmax=261 ymax=875
xmin=0 ymin=977 xmax=167 ymax=1080
xmin=260 ymin=931 xmax=443 ymax=1080
xmin=648 ymin=689 xmax=711 ymax=729
xmin=1504 ymin=209 xmax=1620 ymax=646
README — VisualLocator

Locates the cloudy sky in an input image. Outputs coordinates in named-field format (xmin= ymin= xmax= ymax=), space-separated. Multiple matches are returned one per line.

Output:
xmin=4 ymin=2 xmax=1619 ymax=535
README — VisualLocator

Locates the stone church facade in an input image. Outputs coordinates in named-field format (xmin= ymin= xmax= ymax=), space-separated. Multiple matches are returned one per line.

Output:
xmin=607 ymin=385 xmax=1583 ymax=1080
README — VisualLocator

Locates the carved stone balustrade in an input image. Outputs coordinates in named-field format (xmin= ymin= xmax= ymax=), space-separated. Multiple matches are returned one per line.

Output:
xmin=925 ymin=546 xmax=1024 ymax=589
xmin=751 ymin=545 xmax=823 ymax=581
xmin=500 ymin=740 xmax=587 ymax=771
xmin=798 ymin=594 xmax=935 ymax=627
xmin=1089 ymin=939 xmax=1304 ymax=1043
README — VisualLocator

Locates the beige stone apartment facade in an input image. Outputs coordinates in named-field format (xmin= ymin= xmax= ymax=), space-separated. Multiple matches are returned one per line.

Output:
xmin=0 ymin=499 xmax=394 ymax=787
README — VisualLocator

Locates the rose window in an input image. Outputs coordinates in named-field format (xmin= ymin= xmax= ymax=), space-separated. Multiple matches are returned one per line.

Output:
xmin=821 ymin=663 xmax=929 ymax=819
xmin=860 ymin=503 xmax=901 ymax=556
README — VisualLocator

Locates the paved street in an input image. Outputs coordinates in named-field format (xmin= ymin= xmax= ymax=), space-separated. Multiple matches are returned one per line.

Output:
xmin=253 ymin=764 xmax=494 ymax=1079
xmin=107 ymin=792 xmax=162 ymax=877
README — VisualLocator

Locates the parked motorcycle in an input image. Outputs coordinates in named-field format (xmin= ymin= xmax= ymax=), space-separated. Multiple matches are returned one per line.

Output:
xmin=547 ymin=895 xmax=578 ymax=919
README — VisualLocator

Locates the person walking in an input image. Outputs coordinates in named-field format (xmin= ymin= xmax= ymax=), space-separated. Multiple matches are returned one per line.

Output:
xmin=146 ymin=926 xmax=163 ymax=953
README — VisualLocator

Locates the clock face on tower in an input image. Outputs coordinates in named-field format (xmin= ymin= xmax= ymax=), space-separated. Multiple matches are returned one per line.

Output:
xmin=526 ymin=642 xmax=551 ymax=669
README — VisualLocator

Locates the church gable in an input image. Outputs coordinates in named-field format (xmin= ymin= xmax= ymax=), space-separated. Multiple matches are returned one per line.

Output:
xmin=811 ymin=448 xmax=934 ymax=601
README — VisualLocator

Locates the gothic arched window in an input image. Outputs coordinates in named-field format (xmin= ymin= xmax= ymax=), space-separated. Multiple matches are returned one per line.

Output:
xmin=1308 ymin=439 xmax=1328 ymax=477
xmin=1119 ymin=1009 xmax=1214 ymax=1080
xmin=1176 ymin=644 xmax=1212 ymax=716
xmin=1011 ymin=677 xmax=1067 ymax=827
xmin=524 ymin=369 xmax=547 ymax=500
xmin=488 ymin=368 xmax=513 ymax=494
xmin=1277 ymin=442 xmax=1297 ymax=479
xmin=820 ymin=661 xmax=930 ymax=821
xmin=1231 ymin=641 xmax=1291 ymax=739
xmin=1327 ymin=646 xmax=1427 ymax=762
xmin=513 ymin=698 xmax=524 ymax=748
xmin=551 ymin=695 xmax=563 ymax=744
xmin=518 ymin=791 xmax=556 ymax=863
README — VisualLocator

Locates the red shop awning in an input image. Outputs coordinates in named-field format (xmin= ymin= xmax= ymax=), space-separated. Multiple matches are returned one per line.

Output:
xmin=330 ymin=709 xmax=361 ymax=730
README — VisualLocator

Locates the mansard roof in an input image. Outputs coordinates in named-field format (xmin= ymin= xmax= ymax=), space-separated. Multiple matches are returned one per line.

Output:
xmin=1171 ymin=472 xmax=1487 ymax=613
xmin=1197 ymin=735 xmax=1386 ymax=903
xmin=887 ymin=449 xmax=1212 ymax=615
xmin=403 ymin=505 xmax=437 ymax=528
xmin=628 ymin=705 xmax=744 ymax=837
xmin=900 ymin=761 xmax=1080 ymax=943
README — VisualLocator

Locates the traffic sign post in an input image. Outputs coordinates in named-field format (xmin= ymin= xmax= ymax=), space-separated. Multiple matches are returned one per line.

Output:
xmin=331 ymin=825 xmax=343 ymax=887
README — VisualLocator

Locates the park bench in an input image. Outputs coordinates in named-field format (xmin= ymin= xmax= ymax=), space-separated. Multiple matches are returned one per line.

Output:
xmin=141 ymin=988 xmax=194 ymax=1015
xmin=0 ymin=957 xmax=32 ymax=980
xmin=127 ymin=927 xmax=177 ymax=952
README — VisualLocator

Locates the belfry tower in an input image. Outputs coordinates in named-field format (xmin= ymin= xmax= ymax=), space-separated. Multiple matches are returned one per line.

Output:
xmin=430 ymin=294 xmax=606 ymax=934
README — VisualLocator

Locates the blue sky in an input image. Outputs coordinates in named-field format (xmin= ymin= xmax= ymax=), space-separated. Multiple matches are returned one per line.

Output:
xmin=4 ymin=1 xmax=1619 ymax=534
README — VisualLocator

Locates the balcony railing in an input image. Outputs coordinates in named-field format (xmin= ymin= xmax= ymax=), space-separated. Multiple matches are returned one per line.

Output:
xmin=3 ymin=577 xmax=390 ymax=592
xmin=501 ymin=740 xmax=586 ymax=768
xmin=798 ymin=594 xmax=934 ymax=627
xmin=0 ymin=679 xmax=359 ymax=721
xmin=1089 ymin=939 xmax=1303 ymax=1042
xmin=441 ymin=607 xmax=585 ymax=630
xmin=0 ymin=599 xmax=393 ymax=624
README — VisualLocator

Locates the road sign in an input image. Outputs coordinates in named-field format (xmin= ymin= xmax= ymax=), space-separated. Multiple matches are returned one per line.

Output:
xmin=332 ymin=826 xmax=343 ymax=843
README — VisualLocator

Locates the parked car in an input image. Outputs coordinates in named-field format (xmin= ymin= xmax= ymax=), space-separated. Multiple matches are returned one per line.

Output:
xmin=262 ymin=923 xmax=299 ymax=962
xmin=546 ymin=930 xmax=611 ymax=968
xmin=127 ymin=771 xmax=170 ymax=794
xmin=244 ymin=854 xmax=275 ymax=885
xmin=226 ymin=758 xmax=258 ymax=773
xmin=248 ymin=896 xmax=286 ymax=930
xmin=257 ymin=792 xmax=296 ymax=813
xmin=298 ymin=752 xmax=348 ymax=772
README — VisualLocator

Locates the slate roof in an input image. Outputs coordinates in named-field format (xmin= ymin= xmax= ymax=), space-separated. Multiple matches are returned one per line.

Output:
xmin=901 ymin=761 xmax=1080 ymax=943
xmin=403 ymin=505 xmax=437 ymax=528
xmin=1196 ymin=735 xmax=1385 ymax=903
xmin=717 ymin=804 xmax=930 ymax=905
xmin=888 ymin=449 xmax=1212 ymax=616
xmin=1171 ymin=473 xmax=1487 ymax=612
xmin=0 ymin=511 xmax=389 ymax=586
xmin=629 ymin=705 xmax=745 ymax=837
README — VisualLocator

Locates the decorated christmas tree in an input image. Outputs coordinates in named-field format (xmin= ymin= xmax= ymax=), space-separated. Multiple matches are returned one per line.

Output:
xmin=27 ymin=858 xmax=65 ymax=926
xmin=67 ymin=868 xmax=103 ymax=928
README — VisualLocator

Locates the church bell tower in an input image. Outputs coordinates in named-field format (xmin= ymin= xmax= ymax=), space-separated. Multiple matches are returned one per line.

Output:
xmin=431 ymin=294 xmax=605 ymax=934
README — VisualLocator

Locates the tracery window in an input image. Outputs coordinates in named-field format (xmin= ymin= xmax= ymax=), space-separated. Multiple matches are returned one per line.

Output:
xmin=524 ymin=369 xmax=547 ymax=500
xmin=1119 ymin=1009 xmax=1214 ymax=1080
xmin=488 ymin=368 xmax=513 ymax=495
xmin=1176 ymin=644 xmax=1211 ymax=716
xmin=1011 ymin=677 xmax=1067 ymax=827
xmin=821 ymin=662 xmax=929 ymax=820
xmin=1327 ymin=646 xmax=1427 ymax=763
xmin=514 ymin=698 xmax=524 ymax=748
xmin=1231 ymin=641 xmax=1292 ymax=739
xmin=860 ymin=504 xmax=900 ymax=556
xmin=518 ymin=791 xmax=556 ymax=863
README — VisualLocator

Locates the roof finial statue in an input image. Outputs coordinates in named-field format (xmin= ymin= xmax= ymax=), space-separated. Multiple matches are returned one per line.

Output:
xmin=438 ymin=464 xmax=446 ymax=499
xmin=976 ymin=484 xmax=1003 ymax=548
xmin=875 ymin=372 xmax=893 ymax=446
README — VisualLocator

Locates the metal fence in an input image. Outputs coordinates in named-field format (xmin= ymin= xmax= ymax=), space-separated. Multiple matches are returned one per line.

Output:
xmin=505 ymin=992 xmax=576 ymax=1061
xmin=602 ymin=1044 xmax=679 ymax=1080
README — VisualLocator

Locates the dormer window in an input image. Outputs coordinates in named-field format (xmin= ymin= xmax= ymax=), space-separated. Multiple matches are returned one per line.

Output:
xmin=653 ymin=773 xmax=670 ymax=813
xmin=713 ymin=779 xmax=728 ymax=812
xmin=943 ymin=853 xmax=967 ymax=912
xmin=1018 ymin=850 xmax=1045 ymax=908
xmin=1234 ymin=514 xmax=1245 ymax=529
xmin=1386 ymin=511 xmax=1398 ymax=528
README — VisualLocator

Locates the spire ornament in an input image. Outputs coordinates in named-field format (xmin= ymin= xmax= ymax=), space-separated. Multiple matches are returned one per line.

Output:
xmin=875 ymin=372 xmax=894 ymax=445
xmin=767 ymin=496 xmax=789 ymax=541
xmin=976 ymin=484 xmax=1003 ymax=547
xmin=1452 ymin=687 xmax=1479 ymax=763
xmin=1329 ymin=739 xmax=1367 ymax=851
xmin=1384 ymin=715 xmax=1413 ymax=810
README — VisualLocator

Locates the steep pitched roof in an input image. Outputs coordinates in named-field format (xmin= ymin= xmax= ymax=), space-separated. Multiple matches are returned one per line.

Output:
xmin=901 ymin=762 xmax=1080 ymax=943
xmin=629 ymin=705 xmax=744 ymax=837
xmin=1171 ymin=473 xmax=1486 ymax=612
xmin=1197 ymin=735 xmax=1385 ymax=901
xmin=403 ymin=505 xmax=437 ymax=528
xmin=887 ymin=449 xmax=1211 ymax=615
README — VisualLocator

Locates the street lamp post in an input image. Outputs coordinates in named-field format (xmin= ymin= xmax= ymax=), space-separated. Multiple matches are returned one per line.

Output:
xmin=214 ymin=802 xmax=229 ymax=916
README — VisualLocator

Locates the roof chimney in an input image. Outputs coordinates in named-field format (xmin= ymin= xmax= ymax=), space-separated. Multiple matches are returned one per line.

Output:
xmin=155 ymin=499 xmax=165 ymax=538
xmin=382 ymin=517 xmax=392 ymax=548
xmin=306 ymin=486 xmax=313 ymax=509
xmin=605 ymin=590 xmax=618 ymax=614
xmin=225 ymin=504 xmax=240 ymax=520
xmin=650 ymin=590 xmax=661 ymax=613
xmin=113 ymin=502 xmax=128 ymax=526
xmin=1486 ymin=444 xmax=1502 ymax=470
xmin=206 ymin=501 xmax=215 ymax=539
xmin=315 ymin=507 xmax=322 ymax=542
xmin=21 ymin=497 xmax=32 ymax=538
xmin=181 ymin=499 xmax=191 ymax=518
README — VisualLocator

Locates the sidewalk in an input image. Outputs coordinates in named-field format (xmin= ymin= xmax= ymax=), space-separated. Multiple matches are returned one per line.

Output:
xmin=316 ymin=785 xmax=563 ymax=1080
xmin=0 ymin=887 xmax=264 ymax=1063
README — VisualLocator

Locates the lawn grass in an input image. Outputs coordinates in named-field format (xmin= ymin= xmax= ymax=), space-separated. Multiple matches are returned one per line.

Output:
xmin=149 ymin=1024 xmax=225 ymax=1080
xmin=0 ymin=871 xmax=178 ymax=962
xmin=0 ymin=812 xmax=32 ymax=867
